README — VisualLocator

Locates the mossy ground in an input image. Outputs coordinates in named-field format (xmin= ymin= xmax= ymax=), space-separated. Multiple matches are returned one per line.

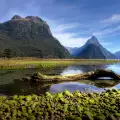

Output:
xmin=0 ymin=89 xmax=120 ymax=120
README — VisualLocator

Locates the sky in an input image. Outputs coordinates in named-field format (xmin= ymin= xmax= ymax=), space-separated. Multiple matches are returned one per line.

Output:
xmin=0 ymin=0 xmax=120 ymax=53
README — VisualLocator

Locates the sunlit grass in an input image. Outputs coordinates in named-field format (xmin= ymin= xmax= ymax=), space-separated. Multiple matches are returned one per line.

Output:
xmin=0 ymin=58 xmax=119 ymax=70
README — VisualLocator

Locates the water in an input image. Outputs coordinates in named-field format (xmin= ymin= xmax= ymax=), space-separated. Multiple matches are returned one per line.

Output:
xmin=60 ymin=64 xmax=120 ymax=75
xmin=50 ymin=82 xmax=105 ymax=93
xmin=0 ymin=64 xmax=120 ymax=95
xmin=50 ymin=80 xmax=119 ymax=93
xmin=51 ymin=64 xmax=120 ymax=93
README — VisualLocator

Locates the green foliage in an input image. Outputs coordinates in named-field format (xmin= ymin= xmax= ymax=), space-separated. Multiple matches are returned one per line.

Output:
xmin=25 ymin=96 xmax=32 ymax=101
xmin=63 ymin=90 xmax=73 ymax=97
xmin=94 ymin=115 xmax=105 ymax=120
xmin=114 ymin=112 xmax=120 ymax=117
xmin=0 ymin=90 xmax=119 ymax=119
xmin=3 ymin=48 xmax=15 ymax=58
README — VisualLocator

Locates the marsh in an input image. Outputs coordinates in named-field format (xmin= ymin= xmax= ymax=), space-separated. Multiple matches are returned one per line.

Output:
xmin=0 ymin=63 xmax=120 ymax=96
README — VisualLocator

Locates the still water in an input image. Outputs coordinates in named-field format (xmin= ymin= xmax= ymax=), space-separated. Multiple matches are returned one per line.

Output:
xmin=0 ymin=64 xmax=120 ymax=95
xmin=50 ymin=64 xmax=120 ymax=93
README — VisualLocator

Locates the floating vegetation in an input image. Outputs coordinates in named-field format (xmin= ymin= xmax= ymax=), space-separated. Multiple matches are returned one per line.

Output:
xmin=0 ymin=89 xmax=120 ymax=120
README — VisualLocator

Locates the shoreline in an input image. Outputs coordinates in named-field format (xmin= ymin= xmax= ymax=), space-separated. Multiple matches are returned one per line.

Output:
xmin=0 ymin=58 xmax=120 ymax=70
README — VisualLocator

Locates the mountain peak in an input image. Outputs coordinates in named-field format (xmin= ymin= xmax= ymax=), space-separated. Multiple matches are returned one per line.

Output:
xmin=25 ymin=16 xmax=43 ymax=22
xmin=91 ymin=35 xmax=97 ymax=39
xmin=86 ymin=36 xmax=100 ymax=45
xmin=74 ymin=35 xmax=115 ymax=59
xmin=11 ymin=15 xmax=43 ymax=22
xmin=11 ymin=15 xmax=22 ymax=20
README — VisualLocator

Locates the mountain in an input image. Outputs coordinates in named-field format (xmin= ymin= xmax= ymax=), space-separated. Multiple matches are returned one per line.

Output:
xmin=74 ymin=36 xmax=115 ymax=59
xmin=65 ymin=46 xmax=80 ymax=55
xmin=114 ymin=51 xmax=120 ymax=59
xmin=0 ymin=15 xmax=70 ymax=58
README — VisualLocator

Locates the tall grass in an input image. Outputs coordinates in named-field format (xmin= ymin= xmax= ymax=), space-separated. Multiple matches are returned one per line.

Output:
xmin=0 ymin=58 xmax=120 ymax=70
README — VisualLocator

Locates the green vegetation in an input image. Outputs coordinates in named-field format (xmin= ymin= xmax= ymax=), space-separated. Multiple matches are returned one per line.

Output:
xmin=0 ymin=59 xmax=69 ymax=70
xmin=0 ymin=89 xmax=120 ymax=120
xmin=3 ymin=48 xmax=16 ymax=58
xmin=0 ymin=59 xmax=120 ymax=70
xmin=0 ymin=15 xmax=70 ymax=58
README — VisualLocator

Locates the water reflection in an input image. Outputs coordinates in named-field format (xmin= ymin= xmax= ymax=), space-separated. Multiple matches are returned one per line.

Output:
xmin=61 ymin=64 xmax=120 ymax=75
xmin=50 ymin=82 xmax=104 ymax=93
xmin=0 ymin=79 xmax=52 ymax=96
xmin=50 ymin=80 xmax=120 ymax=93
xmin=0 ymin=64 xmax=120 ymax=95
xmin=106 ymin=64 xmax=120 ymax=74
xmin=60 ymin=66 xmax=83 ymax=76
xmin=0 ymin=67 xmax=65 ymax=85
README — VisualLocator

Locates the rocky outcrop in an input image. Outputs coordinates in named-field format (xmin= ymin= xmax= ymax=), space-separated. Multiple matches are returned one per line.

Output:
xmin=11 ymin=15 xmax=22 ymax=20
xmin=22 ymin=69 xmax=120 ymax=83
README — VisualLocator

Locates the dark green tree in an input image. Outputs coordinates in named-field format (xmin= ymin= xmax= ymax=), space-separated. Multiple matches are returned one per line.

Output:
xmin=4 ymin=48 xmax=13 ymax=58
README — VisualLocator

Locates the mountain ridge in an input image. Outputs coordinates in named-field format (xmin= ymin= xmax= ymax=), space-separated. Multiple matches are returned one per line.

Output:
xmin=66 ymin=36 xmax=115 ymax=59
xmin=0 ymin=15 xmax=70 ymax=58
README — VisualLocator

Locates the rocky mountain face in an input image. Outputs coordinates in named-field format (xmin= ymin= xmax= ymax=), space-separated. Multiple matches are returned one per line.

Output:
xmin=67 ymin=36 xmax=115 ymax=59
xmin=0 ymin=15 xmax=70 ymax=58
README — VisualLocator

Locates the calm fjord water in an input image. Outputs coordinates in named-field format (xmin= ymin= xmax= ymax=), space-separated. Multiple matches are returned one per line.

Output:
xmin=50 ymin=64 xmax=120 ymax=93
xmin=0 ymin=63 xmax=120 ymax=95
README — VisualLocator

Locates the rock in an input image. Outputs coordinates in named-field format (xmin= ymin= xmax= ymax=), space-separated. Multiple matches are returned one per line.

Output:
xmin=22 ymin=69 xmax=120 ymax=83
xmin=11 ymin=15 xmax=22 ymax=20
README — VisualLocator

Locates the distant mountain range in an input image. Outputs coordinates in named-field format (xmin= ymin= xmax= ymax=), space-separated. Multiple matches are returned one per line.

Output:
xmin=65 ymin=47 xmax=79 ymax=55
xmin=66 ymin=36 xmax=116 ymax=59
xmin=0 ymin=15 xmax=119 ymax=59
xmin=0 ymin=15 xmax=70 ymax=58
xmin=114 ymin=51 xmax=120 ymax=59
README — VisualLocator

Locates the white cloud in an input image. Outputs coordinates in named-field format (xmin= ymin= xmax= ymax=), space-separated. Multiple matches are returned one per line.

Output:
xmin=52 ymin=32 xmax=89 ymax=47
xmin=42 ymin=17 xmax=89 ymax=47
xmin=103 ymin=14 xmax=120 ymax=23
xmin=0 ymin=1 xmax=40 ymax=22
xmin=93 ymin=25 xmax=120 ymax=36
xmin=47 ymin=21 xmax=89 ymax=47
xmin=52 ymin=23 xmax=79 ymax=33
xmin=0 ymin=1 xmax=90 ymax=48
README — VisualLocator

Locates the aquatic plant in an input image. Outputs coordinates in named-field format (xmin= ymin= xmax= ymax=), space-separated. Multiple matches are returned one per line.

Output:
xmin=0 ymin=89 xmax=120 ymax=119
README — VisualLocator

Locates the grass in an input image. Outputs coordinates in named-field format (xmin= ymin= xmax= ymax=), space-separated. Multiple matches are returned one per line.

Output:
xmin=0 ymin=58 xmax=120 ymax=70
xmin=0 ymin=89 xmax=120 ymax=120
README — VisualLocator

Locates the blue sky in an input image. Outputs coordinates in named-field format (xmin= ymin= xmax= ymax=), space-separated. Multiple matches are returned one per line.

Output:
xmin=0 ymin=0 xmax=120 ymax=53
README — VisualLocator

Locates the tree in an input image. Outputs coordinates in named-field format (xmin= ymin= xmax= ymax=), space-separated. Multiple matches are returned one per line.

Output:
xmin=4 ymin=48 xmax=13 ymax=58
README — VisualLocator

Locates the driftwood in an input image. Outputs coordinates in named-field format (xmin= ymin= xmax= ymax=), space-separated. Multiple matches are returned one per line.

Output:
xmin=22 ymin=69 xmax=120 ymax=83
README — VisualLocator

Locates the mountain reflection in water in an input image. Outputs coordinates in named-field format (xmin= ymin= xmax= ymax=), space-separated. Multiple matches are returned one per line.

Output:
xmin=0 ymin=64 xmax=120 ymax=95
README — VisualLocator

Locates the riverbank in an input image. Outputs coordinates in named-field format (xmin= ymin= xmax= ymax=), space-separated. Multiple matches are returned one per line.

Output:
xmin=0 ymin=89 xmax=120 ymax=120
xmin=0 ymin=58 xmax=120 ymax=70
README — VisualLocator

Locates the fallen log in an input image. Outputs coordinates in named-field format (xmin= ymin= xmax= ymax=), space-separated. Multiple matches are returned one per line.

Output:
xmin=22 ymin=69 xmax=120 ymax=83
